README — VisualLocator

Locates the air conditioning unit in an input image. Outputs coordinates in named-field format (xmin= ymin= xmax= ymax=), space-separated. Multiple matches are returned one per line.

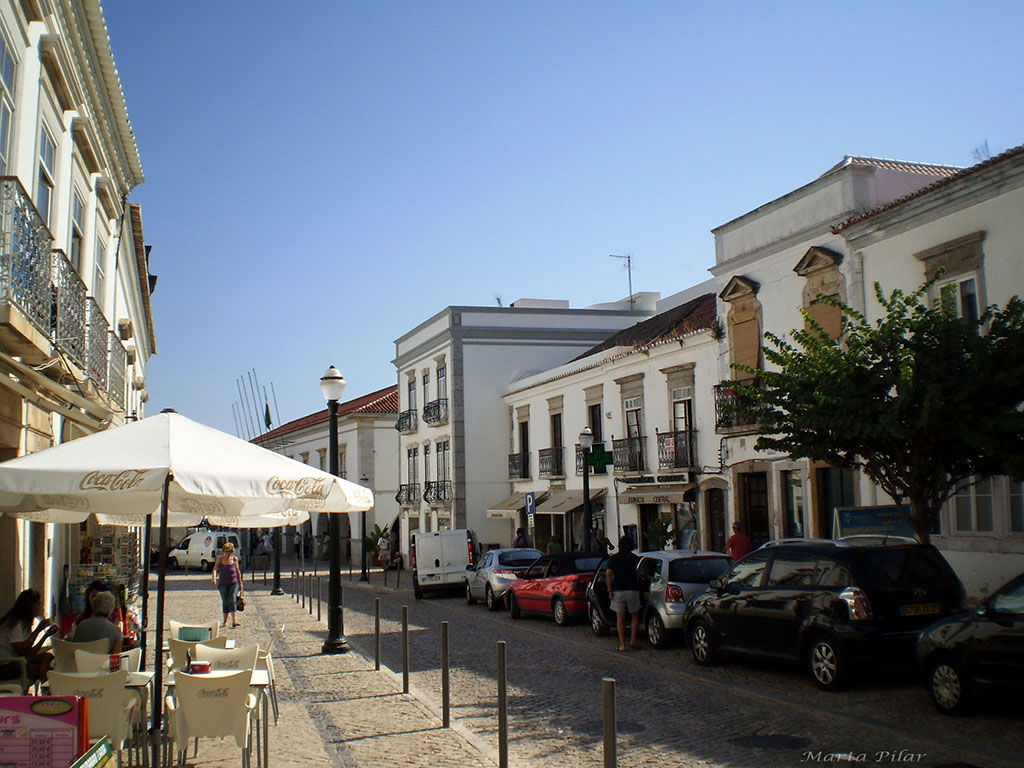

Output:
xmin=117 ymin=318 xmax=133 ymax=340
xmin=133 ymin=375 xmax=145 ymax=391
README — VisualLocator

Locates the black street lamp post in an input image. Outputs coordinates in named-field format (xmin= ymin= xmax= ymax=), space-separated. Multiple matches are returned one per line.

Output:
xmin=320 ymin=365 xmax=350 ymax=654
xmin=579 ymin=427 xmax=594 ymax=554
xmin=359 ymin=474 xmax=370 ymax=582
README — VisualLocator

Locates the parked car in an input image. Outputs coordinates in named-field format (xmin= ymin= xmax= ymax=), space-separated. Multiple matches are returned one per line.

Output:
xmin=465 ymin=547 xmax=543 ymax=611
xmin=916 ymin=571 xmax=1024 ymax=714
xmin=506 ymin=554 xmax=604 ymax=625
xmin=587 ymin=550 xmax=732 ymax=648
xmin=684 ymin=538 xmax=966 ymax=690
xmin=167 ymin=530 xmax=242 ymax=571
xmin=412 ymin=529 xmax=479 ymax=599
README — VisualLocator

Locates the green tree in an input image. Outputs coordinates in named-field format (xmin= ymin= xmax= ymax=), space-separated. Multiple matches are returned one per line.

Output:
xmin=728 ymin=280 xmax=1024 ymax=543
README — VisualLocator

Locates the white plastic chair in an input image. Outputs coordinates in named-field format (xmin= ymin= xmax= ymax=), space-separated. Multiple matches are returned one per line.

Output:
xmin=74 ymin=647 xmax=142 ymax=673
xmin=193 ymin=643 xmax=259 ymax=671
xmin=168 ymin=635 xmax=229 ymax=670
xmin=165 ymin=670 xmax=257 ymax=768
xmin=51 ymin=637 xmax=108 ymax=672
xmin=49 ymin=669 xmax=139 ymax=765
xmin=168 ymin=620 xmax=220 ymax=642
xmin=256 ymin=624 xmax=284 ymax=723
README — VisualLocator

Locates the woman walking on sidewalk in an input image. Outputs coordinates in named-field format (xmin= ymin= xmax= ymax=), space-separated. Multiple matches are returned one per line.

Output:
xmin=212 ymin=542 xmax=244 ymax=628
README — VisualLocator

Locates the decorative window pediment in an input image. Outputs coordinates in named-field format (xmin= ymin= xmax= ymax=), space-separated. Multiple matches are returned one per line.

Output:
xmin=719 ymin=275 xmax=760 ymax=303
xmin=793 ymin=246 xmax=844 ymax=277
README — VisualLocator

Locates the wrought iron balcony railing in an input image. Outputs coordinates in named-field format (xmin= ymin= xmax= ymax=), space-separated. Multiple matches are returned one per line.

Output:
xmin=422 ymin=398 xmax=449 ymax=425
xmin=0 ymin=177 xmax=54 ymax=338
xmin=424 ymin=480 xmax=453 ymax=506
xmin=575 ymin=442 xmax=609 ymax=475
xmin=395 ymin=408 xmax=418 ymax=433
xmin=86 ymin=297 xmax=109 ymax=391
xmin=612 ymin=436 xmax=647 ymax=473
xmin=538 ymin=447 xmax=564 ymax=478
xmin=108 ymin=332 xmax=127 ymax=409
xmin=714 ymin=380 xmax=760 ymax=432
xmin=657 ymin=429 xmax=697 ymax=470
xmin=51 ymin=249 xmax=87 ymax=369
xmin=508 ymin=452 xmax=530 ymax=480
xmin=395 ymin=483 xmax=421 ymax=505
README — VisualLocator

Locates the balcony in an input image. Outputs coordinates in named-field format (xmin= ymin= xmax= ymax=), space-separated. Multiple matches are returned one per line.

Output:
xmin=108 ymin=332 xmax=127 ymax=410
xmin=657 ymin=430 xmax=697 ymax=470
xmin=395 ymin=408 xmax=418 ymax=434
xmin=538 ymin=447 xmax=564 ymax=478
xmin=422 ymin=398 xmax=449 ymax=425
xmin=86 ymin=298 xmax=109 ymax=391
xmin=575 ymin=443 xmax=609 ymax=475
xmin=612 ymin=436 xmax=647 ymax=473
xmin=423 ymin=480 xmax=453 ymax=506
xmin=714 ymin=380 xmax=760 ymax=433
xmin=395 ymin=483 xmax=421 ymax=505
xmin=51 ymin=250 xmax=87 ymax=369
xmin=508 ymin=452 xmax=530 ymax=480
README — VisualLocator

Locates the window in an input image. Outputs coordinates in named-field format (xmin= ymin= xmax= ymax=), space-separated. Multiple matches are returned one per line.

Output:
xmin=938 ymin=276 xmax=979 ymax=324
xmin=37 ymin=128 xmax=56 ymax=225
xmin=69 ymin=192 xmax=85 ymax=272
xmin=782 ymin=471 xmax=805 ymax=538
xmin=518 ymin=421 xmax=529 ymax=454
xmin=767 ymin=553 xmax=818 ymax=587
xmin=0 ymin=36 xmax=14 ymax=175
xmin=317 ymin=448 xmax=326 ymax=471
xmin=1011 ymin=479 xmax=1024 ymax=533
xmin=437 ymin=365 xmax=447 ymax=399
xmin=588 ymin=403 xmax=603 ymax=443
xmin=406 ymin=447 xmax=419 ymax=483
xmin=338 ymin=447 xmax=347 ymax=478
xmin=671 ymin=388 xmax=692 ymax=434
xmin=407 ymin=377 xmax=417 ymax=410
xmin=724 ymin=554 xmax=768 ymax=589
xmin=816 ymin=559 xmax=853 ymax=588
xmin=954 ymin=477 xmax=994 ymax=532
xmin=422 ymin=370 xmax=430 ymax=402
xmin=423 ymin=443 xmax=431 ymax=482
xmin=624 ymin=397 xmax=644 ymax=438
xmin=436 ymin=440 xmax=450 ymax=480
xmin=550 ymin=413 xmax=562 ymax=448
xmin=93 ymin=237 xmax=107 ymax=301
xmin=991 ymin=579 xmax=1024 ymax=616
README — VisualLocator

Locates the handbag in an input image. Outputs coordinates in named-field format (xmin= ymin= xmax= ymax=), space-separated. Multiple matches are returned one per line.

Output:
xmin=235 ymin=593 xmax=246 ymax=612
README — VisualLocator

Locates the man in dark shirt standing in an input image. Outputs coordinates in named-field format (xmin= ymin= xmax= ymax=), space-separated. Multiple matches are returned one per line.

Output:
xmin=605 ymin=535 xmax=641 ymax=651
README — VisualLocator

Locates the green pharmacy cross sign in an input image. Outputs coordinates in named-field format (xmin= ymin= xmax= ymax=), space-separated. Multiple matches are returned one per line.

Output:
xmin=588 ymin=444 xmax=612 ymax=474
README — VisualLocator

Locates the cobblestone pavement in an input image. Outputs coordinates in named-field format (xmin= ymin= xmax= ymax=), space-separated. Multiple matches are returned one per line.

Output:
xmin=156 ymin=566 xmax=490 ymax=768
xmin=157 ymin=561 xmax=1024 ymax=768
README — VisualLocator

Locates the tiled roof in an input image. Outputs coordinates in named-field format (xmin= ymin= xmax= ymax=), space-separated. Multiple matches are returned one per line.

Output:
xmin=819 ymin=155 xmax=963 ymax=180
xmin=569 ymin=293 xmax=717 ymax=363
xmin=832 ymin=142 xmax=1024 ymax=232
xmin=252 ymin=384 xmax=398 ymax=444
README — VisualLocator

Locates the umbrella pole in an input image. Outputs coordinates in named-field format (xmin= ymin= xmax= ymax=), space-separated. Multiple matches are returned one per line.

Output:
xmin=140 ymin=514 xmax=152 ymax=671
xmin=151 ymin=473 xmax=172 ymax=768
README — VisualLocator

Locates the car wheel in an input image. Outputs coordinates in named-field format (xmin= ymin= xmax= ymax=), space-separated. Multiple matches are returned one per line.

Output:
xmin=808 ymin=633 xmax=850 ymax=691
xmin=465 ymin=581 xmax=477 ymax=605
xmin=485 ymin=585 xmax=501 ymax=612
xmin=200 ymin=559 xmax=210 ymax=572
xmin=168 ymin=557 xmax=179 ymax=569
xmin=689 ymin=620 xmax=718 ymax=666
xmin=552 ymin=597 xmax=570 ymax=626
xmin=509 ymin=592 xmax=522 ymax=619
xmin=928 ymin=655 xmax=972 ymax=715
xmin=589 ymin=604 xmax=609 ymax=636
xmin=646 ymin=612 xmax=669 ymax=649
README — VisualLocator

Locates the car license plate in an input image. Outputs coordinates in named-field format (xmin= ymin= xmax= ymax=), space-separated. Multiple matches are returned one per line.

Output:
xmin=900 ymin=602 xmax=939 ymax=616
xmin=420 ymin=574 xmax=438 ymax=582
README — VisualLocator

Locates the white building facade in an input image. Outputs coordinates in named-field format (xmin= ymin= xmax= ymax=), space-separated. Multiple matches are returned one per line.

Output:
xmin=253 ymin=385 xmax=399 ymax=565
xmin=0 ymin=0 xmax=156 ymax=605
xmin=392 ymin=297 xmax=656 ymax=554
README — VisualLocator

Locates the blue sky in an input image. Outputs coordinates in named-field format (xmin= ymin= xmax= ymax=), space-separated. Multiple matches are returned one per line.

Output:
xmin=102 ymin=1 xmax=1024 ymax=435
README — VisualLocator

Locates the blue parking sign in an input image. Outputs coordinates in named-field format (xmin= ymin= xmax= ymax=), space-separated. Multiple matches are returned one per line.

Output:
xmin=524 ymin=492 xmax=536 ymax=528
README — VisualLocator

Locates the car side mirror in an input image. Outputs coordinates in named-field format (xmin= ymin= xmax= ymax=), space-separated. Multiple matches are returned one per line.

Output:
xmin=708 ymin=577 xmax=723 ymax=591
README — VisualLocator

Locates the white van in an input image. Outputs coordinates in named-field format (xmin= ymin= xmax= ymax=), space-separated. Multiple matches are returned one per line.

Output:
xmin=167 ymin=530 xmax=242 ymax=571
xmin=412 ymin=529 xmax=478 ymax=599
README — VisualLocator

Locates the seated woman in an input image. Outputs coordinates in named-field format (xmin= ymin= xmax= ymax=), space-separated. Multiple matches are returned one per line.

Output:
xmin=73 ymin=580 xmax=123 ymax=630
xmin=71 ymin=591 xmax=122 ymax=654
xmin=0 ymin=588 xmax=57 ymax=682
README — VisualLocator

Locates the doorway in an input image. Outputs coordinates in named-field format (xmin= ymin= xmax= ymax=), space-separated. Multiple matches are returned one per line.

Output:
xmin=816 ymin=467 xmax=855 ymax=538
xmin=638 ymin=504 xmax=660 ymax=551
xmin=705 ymin=488 xmax=726 ymax=553
xmin=740 ymin=472 xmax=770 ymax=547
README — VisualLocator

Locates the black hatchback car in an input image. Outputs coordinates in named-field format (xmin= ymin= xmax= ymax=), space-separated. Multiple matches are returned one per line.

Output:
xmin=684 ymin=538 xmax=966 ymax=690
xmin=916 ymin=571 xmax=1024 ymax=714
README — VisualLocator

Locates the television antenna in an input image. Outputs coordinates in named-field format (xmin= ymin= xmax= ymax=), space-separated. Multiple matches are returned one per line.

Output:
xmin=609 ymin=253 xmax=634 ymax=310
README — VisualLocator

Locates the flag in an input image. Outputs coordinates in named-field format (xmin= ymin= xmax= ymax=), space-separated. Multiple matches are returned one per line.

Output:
xmin=264 ymin=401 xmax=273 ymax=430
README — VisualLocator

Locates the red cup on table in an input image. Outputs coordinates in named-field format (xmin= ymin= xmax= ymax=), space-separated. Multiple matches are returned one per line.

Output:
xmin=109 ymin=653 xmax=122 ymax=671
xmin=189 ymin=661 xmax=212 ymax=674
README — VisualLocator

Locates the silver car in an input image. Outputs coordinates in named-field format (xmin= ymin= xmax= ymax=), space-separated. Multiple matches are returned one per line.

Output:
xmin=465 ymin=547 xmax=542 ymax=611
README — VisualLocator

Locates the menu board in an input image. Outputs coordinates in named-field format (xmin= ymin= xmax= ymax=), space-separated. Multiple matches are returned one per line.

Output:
xmin=0 ymin=696 xmax=88 ymax=768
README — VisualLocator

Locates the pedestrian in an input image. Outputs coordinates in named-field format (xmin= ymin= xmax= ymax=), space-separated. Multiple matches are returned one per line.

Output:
xmin=261 ymin=531 xmax=274 ymax=555
xmin=0 ymin=589 xmax=56 ymax=683
xmin=725 ymin=521 xmax=753 ymax=561
xmin=72 ymin=579 xmax=124 ymax=631
xmin=212 ymin=542 xmax=244 ymax=628
xmin=512 ymin=528 xmax=530 ymax=548
xmin=605 ymin=534 xmax=642 ymax=652
xmin=377 ymin=529 xmax=391 ymax=568
xmin=294 ymin=531 xmax=304 ymax=559
xmin=594 ymin=529 xmax=614 ymax=555
xmin=71 ymin=591 xmax=122 ymax=653
xmin=545 ymin=538 xmax=563 ymax=555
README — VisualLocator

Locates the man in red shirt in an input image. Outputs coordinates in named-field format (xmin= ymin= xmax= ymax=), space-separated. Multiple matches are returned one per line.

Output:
xmin=725 ymin=522 xmax=753 ymax=560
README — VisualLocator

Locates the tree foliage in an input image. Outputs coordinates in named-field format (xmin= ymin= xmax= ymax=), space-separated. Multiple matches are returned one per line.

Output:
xmin=728 ymin=280 xmax=1024 ymax=542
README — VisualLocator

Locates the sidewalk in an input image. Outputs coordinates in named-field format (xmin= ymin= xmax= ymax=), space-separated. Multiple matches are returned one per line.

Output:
xmin=160 ymin=564 xmax=490 ymax=768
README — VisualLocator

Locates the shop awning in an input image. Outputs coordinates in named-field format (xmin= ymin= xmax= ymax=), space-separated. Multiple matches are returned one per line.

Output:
xmin=535 ymin=488 xmax=606 ymax=515
xmin=619 ymin=486 xmax=693 ymax=505
xmin=486 ymin=491 xmax=548 ymax=519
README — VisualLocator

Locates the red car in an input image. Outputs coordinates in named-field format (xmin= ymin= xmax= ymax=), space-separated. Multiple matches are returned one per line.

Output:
xmin=506 ymin=553 xmax=605 ymax=625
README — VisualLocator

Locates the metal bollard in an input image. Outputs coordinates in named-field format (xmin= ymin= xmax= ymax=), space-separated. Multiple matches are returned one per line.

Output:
xmin=301 ymin=572 xmax=306 ymax=609
xmin=317 ymin=578 xmax=322 ymax=622
xmin=441 ymin=621 xmax=450 ymax=727
xmin=374 ymin=597 xmax=381 ymax=670
xmin=497 ymin=641 xmax=507 ymax=768
xmin=603 ymin=678 xmax=616 ymax=768
xmin=402 ymin=605 xmax=409 ymax=693
xmin=339 ymin=585 xmax=345 ymax=637
xmin=308 ymin=574 xmax=313 ymax=615
xmin=383 ymin=563 xmax=388 ymax=588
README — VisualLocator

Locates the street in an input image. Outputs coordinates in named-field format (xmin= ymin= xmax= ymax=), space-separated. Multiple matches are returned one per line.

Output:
xmin=330 ymin=574 xmax=1022 ymax=768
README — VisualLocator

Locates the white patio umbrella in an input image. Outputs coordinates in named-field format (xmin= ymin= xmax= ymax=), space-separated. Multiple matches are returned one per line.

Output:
xmin=0 ymin=410 xmax=373 ymax=759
